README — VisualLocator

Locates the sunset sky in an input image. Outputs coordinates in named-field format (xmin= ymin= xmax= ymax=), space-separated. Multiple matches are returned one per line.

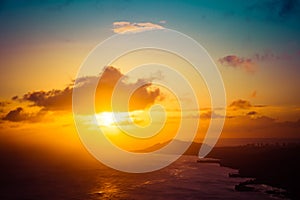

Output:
xmin=1 ymin=0 xmax=300 ymax=154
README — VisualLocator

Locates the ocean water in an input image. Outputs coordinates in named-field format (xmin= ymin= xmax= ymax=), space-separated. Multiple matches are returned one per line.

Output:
xmin=1 ymin=155 xmax=276 ymax=200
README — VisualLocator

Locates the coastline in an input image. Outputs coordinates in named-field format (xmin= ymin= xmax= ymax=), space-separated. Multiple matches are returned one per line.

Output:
xmin=207 ymin=143 xmax=300 ymax=199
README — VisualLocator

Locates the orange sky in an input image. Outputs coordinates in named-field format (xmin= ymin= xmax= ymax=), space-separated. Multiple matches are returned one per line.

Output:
xmin=1 ymin=15 xmax=300 ymax=154
xmin=1 ymin=61 xmax=299 ymax=152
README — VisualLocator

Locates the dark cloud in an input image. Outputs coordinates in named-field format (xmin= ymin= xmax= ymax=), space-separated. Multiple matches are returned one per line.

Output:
xmin=229 ymin=99 xmax=267 ymax=109
xmin=21 ymin=87 xmax=72 ymax=111
xmin=223 ymin=114 xmax=300 ymax=138
xmin=229 ymin=99 xmax=252 ymax=109
xmin=2 ymin=107 xmax=46 ymax=122
xmin=247 ymin=111 xmax=258 ymax=116
xmin=254 ymin=104 xmax=267 ymax=108
xmin=11 ymin=96 xmax=18 ymax=100
xmin=12 ymin=66 xmax=161 ymax=113
xmin=219 ymin=55 xmax=256 ymax=73
xmin=2 ymin=107 xmax=27 ymax=122
xmin=0 ymin=101 xmax=10 ymax=107
xmin=0 ymin=101 xmax=10 ymax=114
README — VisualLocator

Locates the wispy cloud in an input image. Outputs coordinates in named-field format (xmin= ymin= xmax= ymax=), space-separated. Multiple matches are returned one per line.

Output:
xmin=159 ymin=20 xmax=167 ymax=24
xmin=219 ymin=50 xmax=299 ymax=74
xmin=219 ymin=55 xmax=257 ymax=73
xmin=229 ymin=99 xmax=252 ymax=109
xmin=113 ymin=21 xmax=165 ymax=34
xmin=228 ymin=99 xmax=267 ymax=111
xmin=253 ymin=51 xmax=294 ymax=62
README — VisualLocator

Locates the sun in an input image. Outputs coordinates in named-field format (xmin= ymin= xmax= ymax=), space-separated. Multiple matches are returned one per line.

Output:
xmin=96 ymin=112 xmax=116 ymax=127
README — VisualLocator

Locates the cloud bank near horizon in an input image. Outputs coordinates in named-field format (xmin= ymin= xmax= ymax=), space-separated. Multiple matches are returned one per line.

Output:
xmin=113 ymin=21 xmax=165 ymax=34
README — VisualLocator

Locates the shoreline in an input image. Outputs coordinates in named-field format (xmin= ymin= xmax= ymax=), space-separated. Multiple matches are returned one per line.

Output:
xmin=207 ymin=143 xmax=300 ymax=199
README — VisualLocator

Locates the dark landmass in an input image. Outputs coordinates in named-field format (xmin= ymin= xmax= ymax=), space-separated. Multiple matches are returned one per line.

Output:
xmin=196 ymin=158 xmax=220 ymax=164
xmin=134 ymin=140 xmax=207 ymax=155
xmin=207 ymin=143 xmax=300 ymax=199
xmin=141 ymin=139 xmax=300 ymax=199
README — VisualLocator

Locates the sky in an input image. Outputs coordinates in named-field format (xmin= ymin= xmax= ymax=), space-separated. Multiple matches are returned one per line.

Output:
xmin=0 ymin=0 xmax=300 ymax=153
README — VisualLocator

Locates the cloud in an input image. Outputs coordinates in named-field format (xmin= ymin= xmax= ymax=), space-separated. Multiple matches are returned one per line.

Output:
xmin=11 ymin=66 xmax=162 ymax=114
xmin=113 ymin=21 xmax=165 ymax=34
xmin=0 ymin=101 xmax=10 ymax=114
xmin=253 ymin=51 xmax=293 ymax=62
xmin=247 ymin=111 xmax=258 ymax=116
xmin=0 ymin=101 xmax=10 ymax=107
xmin=2 ymin=107 xmax=27 ymax=122
xmin=229 ymin=99 xmax=252 ymax=109
xmin=94 ymin=66 xmax=162 ymax=112
xmin=229 ymin=99 xmax=266 ymax=110
xmin=219 ymin=55 xmax=257 ymax=73
xmin=21 ymin=87 xmax=72 ymax=111
xmin=220 ymin=50 xmax=298 ymax=73
xmin=2 ymin=107 xmax=47 ymax=122
xmin=222 ymin=114 xmax=300 ymax=138
xmin=11 ymin=96 xmax=18 ymax=100
xmin=200 ymin=111 xmax=225 ymax=119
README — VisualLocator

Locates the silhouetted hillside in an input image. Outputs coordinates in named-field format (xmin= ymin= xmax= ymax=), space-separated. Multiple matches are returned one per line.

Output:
xmin=134 ymin=140 xmax=209 ymax=155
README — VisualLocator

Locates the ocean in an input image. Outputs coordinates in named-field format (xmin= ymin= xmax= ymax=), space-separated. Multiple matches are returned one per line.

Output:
xmin=1 ymin=155 xmax=277 ymax=200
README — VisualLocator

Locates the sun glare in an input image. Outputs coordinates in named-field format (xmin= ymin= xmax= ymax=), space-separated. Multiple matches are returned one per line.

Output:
xmin=96 ymin=112 xmax=116 ymax=127
xmin=95 ymin=110 xmax=151 ymax=128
